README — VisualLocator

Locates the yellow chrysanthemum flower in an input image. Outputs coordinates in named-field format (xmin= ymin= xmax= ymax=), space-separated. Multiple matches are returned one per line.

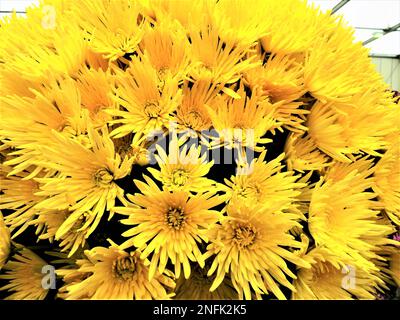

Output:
xmin=147 ymin=135 xmax=217 ymax=193
xmin=243 ymin=51 xmax=308 ymax=133
xmin=76 ymin=66 xmax=116 ymax=128
xmin=0 ymin=212 xmax=10 ymax=270
xmin=0 ymin=166 xmax=44 ymax=237
xmin=34 ymin=126 xmax=133 ymax=238
xmin=0 ymin=9 xmax=89 ymax=86
xmin=367 ymin=227 xmax=400 ymax=294
xmin=306 ymin=101 xmax=352 ymax=162
xmin=244 ymin=52 xmax=305 ymax=102
xmin=29 ymin=209 xmax=90 ymax=257
xmin=304 ymin=16 xmax=384 ymax=105
xmin=73 ymin=0 xmax=145 ymax=61
xmin=115 ymin=176 xmax=223 ymax=279
xmin=292 ymin=248 xmax=385 ymax=300
xmin=0 ymin=78 xmax=97 ymax=178
xmin=224 ymin=152 xmax=304 ymax=217
xmin=187 ymin=23 xmax=259 ymax=85
xmin=0 ymin=247 xmax=49 ymax=300
xmin=175 ymin=80 xmax=217 ymax=143
xmin=338 ymin=94 xmax=398 ymax=157
xmin=307 ymin=94 xmax=398 ymax=163
xmin=206 ymin=86 xmax=275 ymax=152
xmin=204 ymin=203 xmax=310 ymax=300
xmin=260 ymin=0 xmax=333 ymax=55
xmin=58 ymin=244 xmax=175 ymax=299
xmin=323 ymin=156 xmax=374 ymax=182
xmin=211 ymin=0 xmax=269 ymax=48
xmin=284 ymin=132 xmax=331 ymax=172
xmin=140 ymin=18 xmax=190 ymax=82
xmin=0 ymin=5 xmax=58 ymax=98
xmin=109 ymin=55 xmax=182 ymax=138
xmin=309 ymin=159 xmax=394 ymax=272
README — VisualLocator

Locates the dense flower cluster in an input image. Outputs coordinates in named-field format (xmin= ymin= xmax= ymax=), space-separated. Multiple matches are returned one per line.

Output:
xmin=0 ymin=0 xmax=399 ymax=300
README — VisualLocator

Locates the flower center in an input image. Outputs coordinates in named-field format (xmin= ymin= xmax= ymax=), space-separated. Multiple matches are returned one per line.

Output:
xmin=233 ymin=224 xmax=257 ymax=248
xmin=93 ymin=168 xmax=114 ymax=187
xmin=144 ymin=101 xmax=162 ymax=118
xmin=237 ymin=183 xmax=262 ymax=202
xmin=171 ymin=169 xmax=189 ymax=187
xmin=112 ymin=255 xmax=137 ymax=281
xmin=185 ymin=110 xmax=205 ymax=130
xmin=166 ymin=206 xmax=186 ymax=230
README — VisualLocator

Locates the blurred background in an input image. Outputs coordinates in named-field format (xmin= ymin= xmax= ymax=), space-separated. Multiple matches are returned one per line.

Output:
xmin=1 ymin=0 xmax=399 ymax=90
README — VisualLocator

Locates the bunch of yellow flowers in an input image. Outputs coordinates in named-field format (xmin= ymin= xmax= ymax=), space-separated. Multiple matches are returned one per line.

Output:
xmin=0 ymin=0 xmax=399 ymax=300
